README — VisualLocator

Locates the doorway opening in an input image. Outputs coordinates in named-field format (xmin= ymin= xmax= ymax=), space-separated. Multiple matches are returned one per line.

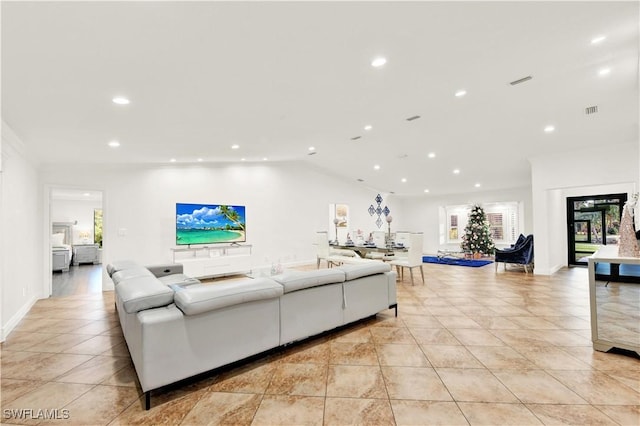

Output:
xmin=566 ymin=193 xmax=626 ymax=266
xmin=50 ymin=188 xmax=104 ymax=297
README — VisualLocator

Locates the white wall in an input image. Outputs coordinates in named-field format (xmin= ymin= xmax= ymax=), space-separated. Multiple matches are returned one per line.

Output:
xmin=40 ymin=162 xmax=390 ymax=289
xmin=0 ymin=122 xmax=41 ymax=341
xmin=393 ymin=186 xmax=533 ymax=255
xmin=530 ymin=141 xmax=639 ymax=275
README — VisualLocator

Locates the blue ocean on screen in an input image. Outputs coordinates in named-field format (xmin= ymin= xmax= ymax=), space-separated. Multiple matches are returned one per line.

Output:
xmin=176 ymin=229 xmax=243 ymax=245
xmin=176 ymin=203 xmax=246 ymax=245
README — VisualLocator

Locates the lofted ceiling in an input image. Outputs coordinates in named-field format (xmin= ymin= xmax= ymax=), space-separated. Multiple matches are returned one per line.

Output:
xmin=2 ymin=1 xmax=638 ymax=196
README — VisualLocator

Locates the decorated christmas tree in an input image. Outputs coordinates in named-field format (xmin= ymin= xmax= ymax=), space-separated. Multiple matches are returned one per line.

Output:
xmin=461 ymin=204 xmax=495 ymax=255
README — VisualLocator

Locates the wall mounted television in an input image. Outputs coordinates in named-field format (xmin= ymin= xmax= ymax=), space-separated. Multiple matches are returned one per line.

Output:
xmin=176 ymin=203 xmax=246 ymax=245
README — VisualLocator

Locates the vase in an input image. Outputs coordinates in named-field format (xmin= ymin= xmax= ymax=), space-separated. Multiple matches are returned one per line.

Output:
xmin=473 ymin=252 xmax=481 ymax=259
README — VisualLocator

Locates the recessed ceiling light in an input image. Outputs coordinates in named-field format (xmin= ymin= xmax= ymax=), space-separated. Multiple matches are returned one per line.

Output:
xmin=544 ymin=125 xmax=555 ymax=133
xmin=474 ymin=183 xmax=481 ymax=188
xmin=374 ymin=164 xmax=380 ymax=170
xmin=308 ymin=146 xmax=315 ymax=151
xmin=428 ymin=152 xmax=436 ymax=159
xmin=453 ymin=169 xmax=460 ymax=174
xmin=401 ymin=178 xmax=407 ymax=183
xmin=112 ymin=97 xmax=130 ymax=105
xmin=241 ymin=158 xmax=246 ymax=161
xmin=108 ymin=140 xmax=120 ymax=148
xmin=231 ymin=144 xmax=240 ymax=149
xmin=455 ymin=90 xmax=467 ymax=97
xmin=598 ymin=68 xmax=611 ymax=76
xmin=263 ymin=157 xmax=268 ymax=161
xmin=170 ymin=158 xmax=176 ymax=163
xmin=371 ymin=57 xmax=387 ymax=68
xmin=83 ymin=193 xmax=91 ymax=197
xmin=197 ymin=158 xmax=203 ymax=162
xmin=591 ymin=35 xmax=606 ymax=44
xmin=364 ymin=125 xmax=372 ymax=131
xmin=424 ymin=189 xmax=430 ymax=193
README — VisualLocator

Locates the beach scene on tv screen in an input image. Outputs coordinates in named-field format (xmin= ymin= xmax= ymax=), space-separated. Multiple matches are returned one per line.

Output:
xmin=176 ymin=204 xmax=246 ymax=245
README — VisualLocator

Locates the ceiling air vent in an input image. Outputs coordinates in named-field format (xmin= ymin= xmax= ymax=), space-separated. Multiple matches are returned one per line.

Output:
xmin=406 ymin=115 xmax=421 ymax=121
xmin=509 ymin=76 xmax=533 ymax=86
xmin=357 ymin=178 xmax=364 ymax=182
xmin=350 ymin=136 xmax=362 ymax=141
xmin=585 ymin=105 xmax=599 ymax=115
xmin=308 ymin=151 xmax=317 ymax=156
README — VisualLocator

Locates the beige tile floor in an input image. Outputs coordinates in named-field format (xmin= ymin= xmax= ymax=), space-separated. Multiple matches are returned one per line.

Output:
xmin=2 ymin=263 xmax=639 ymax=425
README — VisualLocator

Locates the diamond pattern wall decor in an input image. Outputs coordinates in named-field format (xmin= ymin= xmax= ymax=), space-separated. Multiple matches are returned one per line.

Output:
xmin=369 ymin=194 xmax=390 ymax=228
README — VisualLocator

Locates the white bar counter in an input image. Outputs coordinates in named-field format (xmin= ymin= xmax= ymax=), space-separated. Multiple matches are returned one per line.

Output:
xmin=587 ymin=245 xmax=640 ymax=355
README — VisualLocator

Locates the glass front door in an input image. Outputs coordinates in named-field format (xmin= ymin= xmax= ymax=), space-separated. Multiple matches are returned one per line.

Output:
xmin=567 ymin=193 xmax=626 ymax=266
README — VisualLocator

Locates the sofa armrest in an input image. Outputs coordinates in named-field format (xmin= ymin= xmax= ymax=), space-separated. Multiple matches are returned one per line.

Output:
xmin=337 ymin=262 xmax=391 ymax=280
xmin=117 ymin=276 xmax=175 ymax=314
xmin=385 ymin=271 xmax=397 ymax=305
xmin=146 ymin=264 xmax=184 ymax=278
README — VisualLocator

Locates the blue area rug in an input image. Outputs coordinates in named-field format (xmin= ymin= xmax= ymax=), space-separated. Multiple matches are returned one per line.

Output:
xmin=422 ymin=256 xmax=493 ymax=267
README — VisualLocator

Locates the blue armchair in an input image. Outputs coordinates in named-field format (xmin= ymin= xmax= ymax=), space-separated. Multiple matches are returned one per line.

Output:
xmin=495 ymin=234 xmax=534 ymax=273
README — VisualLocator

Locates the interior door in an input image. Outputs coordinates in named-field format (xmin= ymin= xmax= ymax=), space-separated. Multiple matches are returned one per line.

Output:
xmin=567 ymin=193 xmax=626 ymax=266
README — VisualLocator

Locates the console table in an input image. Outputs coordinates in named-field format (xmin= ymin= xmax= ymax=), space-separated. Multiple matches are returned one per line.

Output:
xmin=171 ymin=244 xmax=252 ymax=278
xmin=588 ymin=245 xmax=639 ymax=355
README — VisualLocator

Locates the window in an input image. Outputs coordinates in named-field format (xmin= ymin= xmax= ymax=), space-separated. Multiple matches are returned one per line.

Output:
xmin=487 ymin=212 xmax=504 ymax=240
xmin=444 ymin=205 xmax=470 ymax=243
xmin=443 ymin=202 xmax=521 ymax=245
xmin=483 ymin=202 xmax=520 ymax=243
xmin=449 ymin=215 xmax=458 ymax=240
xmin=94 ymin=209 xmax=103 ymax=247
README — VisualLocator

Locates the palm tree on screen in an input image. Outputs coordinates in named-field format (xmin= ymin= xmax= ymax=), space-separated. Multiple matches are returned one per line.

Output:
xmin=220 ymin=205 xmax=245 ymax=231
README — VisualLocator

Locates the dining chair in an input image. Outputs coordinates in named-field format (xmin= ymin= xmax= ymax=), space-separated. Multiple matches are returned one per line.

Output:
xmin=389 ymin=233 xmax=425 ymax=285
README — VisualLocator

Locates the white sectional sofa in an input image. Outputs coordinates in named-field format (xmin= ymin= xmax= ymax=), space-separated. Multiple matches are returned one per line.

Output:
xmin=107 ymin=260 xmax=397 ymax=409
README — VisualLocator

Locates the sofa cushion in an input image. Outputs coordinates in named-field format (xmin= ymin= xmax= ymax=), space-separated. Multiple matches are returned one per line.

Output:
xmin=117 ymin=276 xmax=175 ymax=314
xmin=107 ymin=260 xmax=140 ymax=277
xmin=272 ymin=269 xmax=345 ymax=293
xmin=174 ymin=278 xmax=284 ymax=316
xmin=338 ymin=262 xmax=392 ymax=281
xmin=111 ymin=266 xmax=154 ymax=286
xmin=158 ymin=273 xmax=201 ymax=287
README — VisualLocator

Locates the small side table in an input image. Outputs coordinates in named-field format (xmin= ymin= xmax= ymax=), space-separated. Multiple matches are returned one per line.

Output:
xmin=72 ymin=244 xmax=100 ymax=266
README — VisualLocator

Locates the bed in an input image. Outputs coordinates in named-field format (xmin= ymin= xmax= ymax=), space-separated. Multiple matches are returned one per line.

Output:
xmin=52 ymin=222 xmax=73 ymax=272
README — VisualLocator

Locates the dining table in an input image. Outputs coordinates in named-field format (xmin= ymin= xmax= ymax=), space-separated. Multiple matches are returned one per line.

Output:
xmin=331 ymin=244 xmax=407 ymax=259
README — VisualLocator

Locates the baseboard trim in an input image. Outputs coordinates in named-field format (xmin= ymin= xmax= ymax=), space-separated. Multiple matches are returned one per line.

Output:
xmin=533 ymin=264 xmax=564 ymax=276
xmin=1 ymin=295 xmax=38 ymax=342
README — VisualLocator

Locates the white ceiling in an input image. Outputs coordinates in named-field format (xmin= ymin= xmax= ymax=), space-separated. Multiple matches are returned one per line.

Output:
xmin=2 ymin=1 xmax=638 ymax=196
